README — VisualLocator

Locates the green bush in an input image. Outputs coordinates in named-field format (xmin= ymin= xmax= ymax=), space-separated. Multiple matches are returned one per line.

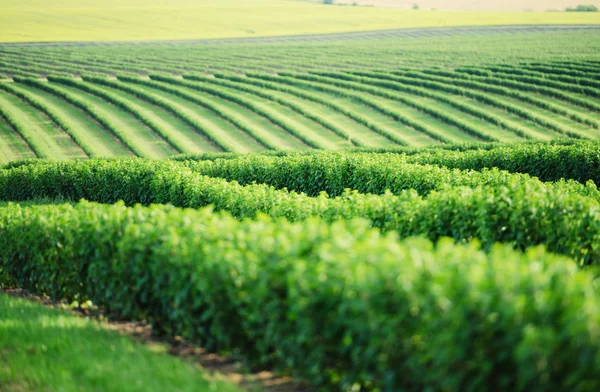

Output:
xmin=566 ymin=5 xmax=599 ymax=12
xmin=1 ymin=201 xmax=599 ymax=391
xmin=2 ymin=159 xmax=600 ymax=265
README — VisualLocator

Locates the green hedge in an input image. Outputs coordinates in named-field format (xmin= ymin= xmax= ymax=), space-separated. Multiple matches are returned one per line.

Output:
xmin=400 ymin=141 xmax=600 ymax=186
xmin=2 ymin=159 xmax=600 ymax=265
xmin=178 ymin=152 xmax=598 ymax=199
xmin=1 ymin=201 xmax=599 ymax=391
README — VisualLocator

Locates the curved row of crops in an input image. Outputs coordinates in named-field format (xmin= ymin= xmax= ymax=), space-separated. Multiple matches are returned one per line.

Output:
xmin=1 ymin=151 xmax=600 ymax=390
xmin=0 ymin=30 xmax=599 ymax=161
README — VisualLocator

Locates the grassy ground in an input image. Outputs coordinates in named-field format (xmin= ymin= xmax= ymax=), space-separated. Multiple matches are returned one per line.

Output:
xmin=0 ymin=0 xmax=599 ymax=43
xmin=0 ymin=292 xmax=241 ymax=392
xmin=312 ymin=0 xmax=600 ymax=12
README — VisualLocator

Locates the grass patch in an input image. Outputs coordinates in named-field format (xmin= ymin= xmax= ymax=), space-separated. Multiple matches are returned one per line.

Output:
xmin=0 ymin=292 xmax=241 ymax=392
xmin=0 ymin=0 xmax=599 ymax=43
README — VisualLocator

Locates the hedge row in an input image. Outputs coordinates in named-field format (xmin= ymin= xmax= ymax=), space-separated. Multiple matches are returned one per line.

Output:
xmin=1 ymin=159 xmax=600 ymax=265
xmin=2 ymin=201 xmax=598 ymax=390
xmin=400 ymin=141 xmax=600 ymax=186
xmin=173 ymin=140 xmax=600 ymax=189
xmin=178 ymin=152 xmax=598 ymax=200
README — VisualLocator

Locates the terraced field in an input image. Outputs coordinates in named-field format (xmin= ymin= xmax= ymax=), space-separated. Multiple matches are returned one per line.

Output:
xmin=0 ymin=26 xmax=599 ymax=162
xmin=2 ymin=18 xmax=600 ymax=392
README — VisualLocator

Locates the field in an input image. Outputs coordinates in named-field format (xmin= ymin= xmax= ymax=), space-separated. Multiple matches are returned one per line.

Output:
xmin=0 ymin=28 xmax=599 ymax=161
xmin=317 ymin=0 xmax=600 ymax=12
xmin=2 ymin=2 xmax=600 ymax=391
xmin=1 ymin=0 xmax=600 ymax=43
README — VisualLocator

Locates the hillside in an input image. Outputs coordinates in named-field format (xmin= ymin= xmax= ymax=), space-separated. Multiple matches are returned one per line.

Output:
xmin=1 ymin=0 xmax=599 ymax=43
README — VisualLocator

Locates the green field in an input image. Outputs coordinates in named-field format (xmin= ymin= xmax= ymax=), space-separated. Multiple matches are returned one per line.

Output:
xmin=2 ymin=3 xmax=600 ymax=390
xmin=1 ymin=0 xmax=600 ymax=43
xmin=0 ymin=27 xmax=599 ymax=162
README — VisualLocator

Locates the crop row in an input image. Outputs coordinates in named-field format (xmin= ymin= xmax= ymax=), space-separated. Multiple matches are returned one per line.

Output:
xmin=2 ymin=201 xmax=598 ymax=390
xmin=0 ymin=95 xmax=49 ymax=158
xmin=84 ymin=75 xmax=242 ymax=152
xmin=480 ymin=64 xmax=600 ymax=90
xmin=48 ymin=76 xmax=185 ymax=153
xmin=248 ymin=73 xmax=453 ymax=143
xmin=179 ymin=73 xmax=361 ymax=146
xmin=13 ymin=77 xmax=142 ymax=156
xmin=345 ymin=71 xmax=539 ymax=138
xmin=210 ymin=72 xmax=408 ymax=146
xmin=312 ymin=71 xmax=578 ymax=139
xmin=378 ymin=70 xmax=599 ymax=129
xmin=1 ymin=159 xmax=600 ymax=265
xmin=457 ymin=65 xmax=600 ymax=98
xmin=144 ymin=74 xmax=333 ymax=149
xmin=283 ymin=72 xmax=499 ymax=142
xmin=428 ymin=68 xmax=600 ymax=113
xmin=0 ymin=82 xmax=95 ymax=157
xmin=119 ymin=74 xmax=322 ymax=150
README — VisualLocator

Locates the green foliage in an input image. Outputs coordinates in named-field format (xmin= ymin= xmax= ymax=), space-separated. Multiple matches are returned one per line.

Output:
xmin=1 ymin=158 xmax=600 ymax=265
xmin=566 ymin=5 xmax=599 ymax=12
xmin=1 ymin=201 xmax=599 ymax=390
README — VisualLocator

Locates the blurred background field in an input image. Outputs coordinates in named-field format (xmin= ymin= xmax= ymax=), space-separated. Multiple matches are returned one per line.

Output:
xmin=0 ymin=0 xmax=599 ymax=43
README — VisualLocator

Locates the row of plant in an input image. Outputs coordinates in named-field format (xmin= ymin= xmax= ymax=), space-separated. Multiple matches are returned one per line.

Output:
xmin=0 ymin=94 xmax=49 ymax=158
xmin=457 ymin=65 xmax=600 ymax=98
xmin=432 ymin=68 xmax=600 ymax=113
xmin=178 ymin=152 xmax=597 ymax=200
xmin=313 ymin=71 xmax=577 ymax=139
xmin=48 ymin=76 xmax=188 ymax=154
xmin=183 ymin=73 xmax=366 ymax=146
xmin=2 ymin=201 xmax=598 ymax=390
xmin=1 ymin=159 xmax=600 ymax=265
xmin=480 ymin=64 xmax=600 ymax=90
xmin=0 ymin=82 xmax=96 ymax=157
xmin=212 ymin=72 xmax=408 ymax=146
xmin=12 ymin=77 xmax=142 ymax=156
xmin=284 ymin=72 xmax=500 ymax=142
xmin=121 ymin=74 xmax=324 ymax=149
xmin=248 ymin=73 xmax=454 ymax=143
xmin=171 ymin=139 xmax=600 ymax=187
xmin=519 ymin=63 xmax=600 ymax=80
xmin=84 ymin=75 xmax=243 ymax=152
xmin=347 ymin=70 xmax=549 ymax=137
xmin=380 ymin=70 xmax=599 ymax=129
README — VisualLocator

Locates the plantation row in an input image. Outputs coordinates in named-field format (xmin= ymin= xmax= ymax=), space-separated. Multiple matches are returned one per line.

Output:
xmin=2 ymin=200 xmax=598 ymax=391
xmin=171 ymin=140 xmax=600 ymax=189
xmin=0 ymin=43 xmax=598 ymax=160
xmin=1 ymin=158 xmax=600 ymax=265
